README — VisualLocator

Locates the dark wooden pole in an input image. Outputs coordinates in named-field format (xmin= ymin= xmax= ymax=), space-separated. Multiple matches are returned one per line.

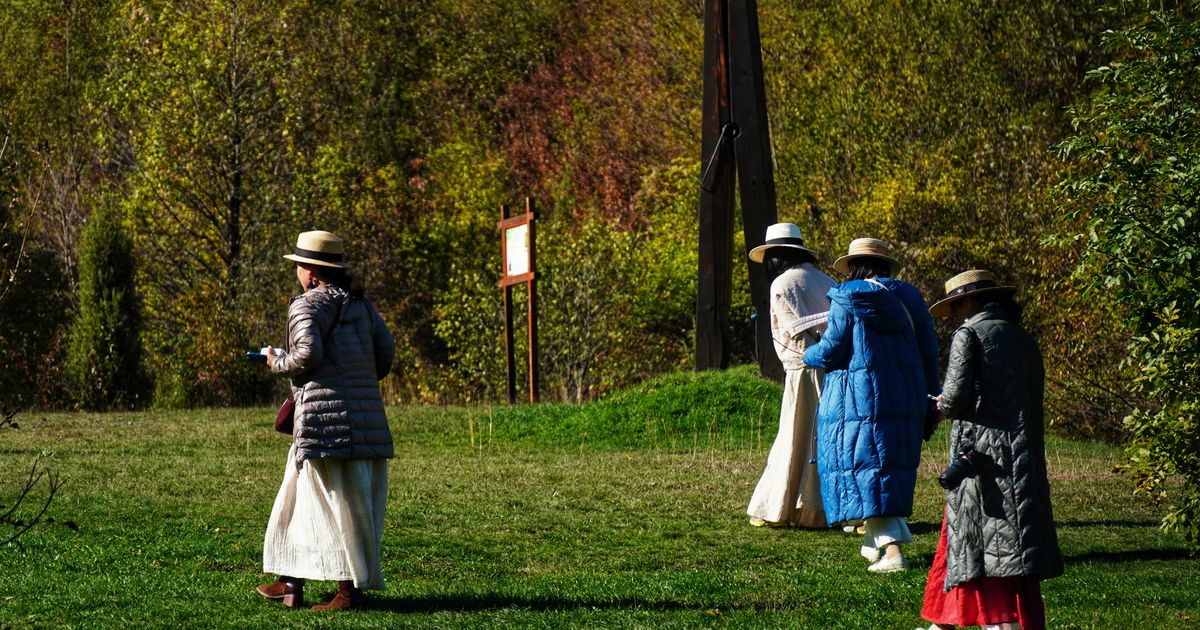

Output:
xmin=525 ymin=197 xmax=540 ymax=403
xmin=501 ymin=203 xmax=517 ymax=404
xmin=727 ymin=0 xmax=783 ymax=382
xmin=696 ymin=0 xmax=734 ymax=372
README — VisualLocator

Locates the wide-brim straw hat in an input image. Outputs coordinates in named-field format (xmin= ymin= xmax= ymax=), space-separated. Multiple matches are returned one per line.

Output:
xmin=283 ymin=230 xmax=352 ymax=268
xmin=748 ymin=222 xmax=820 ymax=263
xmin=929 ymin=269 xmax=1015 ymax=318
xmin=832 ymin=237 xmax=901 ymax=276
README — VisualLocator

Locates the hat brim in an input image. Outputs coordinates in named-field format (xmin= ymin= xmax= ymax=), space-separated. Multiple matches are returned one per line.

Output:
xmin=832 ymin=253 xmax=901 ymax=276
xmin=748 ymin=243 xmax=820 ymax=263
xmin=283 ymin=253 xmax=352 ymax=269
xmin=928 ymin=286 xmax=1015 ymax=318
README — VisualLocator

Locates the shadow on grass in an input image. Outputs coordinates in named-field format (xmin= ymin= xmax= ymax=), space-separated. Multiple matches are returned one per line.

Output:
xmin=1055 ymin=519 xmax=1161 ymax=529
xmin=1064 ymin=548 xmax=1194 ymax=564
xmin=907 ymin=521 xmax=940 ymax=536
xmin=368 ymin=593 xmax=692 ymax=614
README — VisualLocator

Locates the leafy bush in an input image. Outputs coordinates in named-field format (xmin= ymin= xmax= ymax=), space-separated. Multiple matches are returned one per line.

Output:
xmin=434 ymin=211 xmax=648 ymax=404
xmin=433 ymin=159 xmax=707 ymax=404
xmin=1055 ymin=4 xmax=1200 ymax=551
xmin=0 ymin=206 xmax=71 ymax=409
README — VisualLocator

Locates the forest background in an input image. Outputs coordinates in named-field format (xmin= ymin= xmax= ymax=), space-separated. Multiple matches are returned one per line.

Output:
xmin=1 ymin=2 xmax=1194 ymax=443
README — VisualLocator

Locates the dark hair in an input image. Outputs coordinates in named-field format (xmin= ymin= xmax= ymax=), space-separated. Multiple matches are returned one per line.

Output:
xmin=984 ymin=293 xmax=1023 ymax=325
xmin=845 ymin=256 xmax=892 ymax=280
xmin=307 ymin=264 xmax=364 ymax=298
xmin=763 ymin=247 xmax=816 ymax=282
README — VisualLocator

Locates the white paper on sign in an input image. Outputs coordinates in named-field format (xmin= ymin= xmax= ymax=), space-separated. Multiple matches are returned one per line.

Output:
xmin=506 ymin=224 xmax=530 ymax=276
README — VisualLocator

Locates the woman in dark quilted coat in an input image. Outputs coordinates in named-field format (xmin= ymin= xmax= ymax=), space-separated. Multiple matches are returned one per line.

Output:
xmin=918 ymin=269 xmax=1063 ymax=630
xmin=255 ymin=230 xmax=396 ymax=612
xmin=803 ymin=238 xmax=940 ymax=574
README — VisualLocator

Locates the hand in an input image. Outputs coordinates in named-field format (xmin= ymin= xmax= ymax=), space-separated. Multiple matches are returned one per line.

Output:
xmin=935 ymin=394 xmax=943 ymax=412
xmin=265 ymin=346 xmax=277 ymax=368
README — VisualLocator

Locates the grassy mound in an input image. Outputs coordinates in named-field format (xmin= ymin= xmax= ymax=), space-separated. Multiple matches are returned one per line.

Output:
xmin=485 ymin=365 xmax=783 ymax=449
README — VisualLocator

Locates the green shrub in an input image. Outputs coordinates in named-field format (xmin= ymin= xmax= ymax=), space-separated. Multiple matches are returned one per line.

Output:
xmin=1055 ymin=5 xmax=1200 ymax=552
xmin=65 ymin=205 xmax=148 ymax=410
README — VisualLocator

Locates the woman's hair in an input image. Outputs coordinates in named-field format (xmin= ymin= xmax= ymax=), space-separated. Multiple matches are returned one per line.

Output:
xmin=307 ymin=264 xmax=364 ymax=298
xmin=984 ymin=293 xmax=1023 ymax=325
xmin=763 ymin=247 xmax=816 ymax=281
xmin=845 ymin=256 xmax=892 ymax=280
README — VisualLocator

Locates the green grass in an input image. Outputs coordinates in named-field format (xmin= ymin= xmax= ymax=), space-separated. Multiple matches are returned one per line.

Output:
xmin=0 ymin=366 xmax=1197 ymax=628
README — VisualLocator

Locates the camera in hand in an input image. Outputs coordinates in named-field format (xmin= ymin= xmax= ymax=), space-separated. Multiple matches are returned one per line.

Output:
xmin=938 ymin=447 xmax=986 ymax=490
xmin=246 ymin=347 xmax=280 ymax=364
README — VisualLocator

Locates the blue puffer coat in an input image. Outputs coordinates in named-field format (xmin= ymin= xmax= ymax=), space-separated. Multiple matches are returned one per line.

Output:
xmin=802 ymin=278 xmax=939 ymax=525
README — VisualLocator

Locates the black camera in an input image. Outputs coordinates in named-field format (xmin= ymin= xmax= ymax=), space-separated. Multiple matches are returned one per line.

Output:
xmin=938 ymin=447 xmax=986 ymax=490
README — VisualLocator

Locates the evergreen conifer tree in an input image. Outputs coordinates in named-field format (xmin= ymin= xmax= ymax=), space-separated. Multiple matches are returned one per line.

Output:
xmin=66 ymin=206 xmax=147 ymax=410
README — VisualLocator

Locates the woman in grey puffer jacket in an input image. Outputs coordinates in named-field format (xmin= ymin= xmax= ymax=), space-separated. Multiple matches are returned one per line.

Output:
xmin=918 ymin=270 xmax=1062 ymax=630
xmin=256 ymin=230 xmax=396 ymax=612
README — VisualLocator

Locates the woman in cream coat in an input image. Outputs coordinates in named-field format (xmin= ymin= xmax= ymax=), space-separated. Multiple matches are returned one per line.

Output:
xmin=746 ymin=223 xmax=836 ymax=528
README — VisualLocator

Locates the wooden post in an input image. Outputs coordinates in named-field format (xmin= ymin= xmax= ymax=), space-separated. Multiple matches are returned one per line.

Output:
xmin=696 ymin=0 xmax=783 ymax=382
xmin=525 ymin=197 xmax=540 ymax=403
xmin=727 ymin=0 xmax=782 ymax=382
xmin=500 ymin=204 xmax=517 ymax=404
xmin=696 ymin=0 xmax=735 ymax=372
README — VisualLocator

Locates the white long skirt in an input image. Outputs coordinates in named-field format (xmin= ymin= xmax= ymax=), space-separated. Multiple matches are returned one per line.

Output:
xmin=746 ymin=366 xmax=826 ymax=528
xmin=262 ymin=444 xmax=389 ymax=590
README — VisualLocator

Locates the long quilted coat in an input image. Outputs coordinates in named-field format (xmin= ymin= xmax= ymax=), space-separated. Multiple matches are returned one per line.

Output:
xmin=802 ymin=278 xmax=939 ymax=525
xmin=939 ymin=304 xmax=1063 ymax=590
xmin=272 ymin=284 xmax=396 ymax=468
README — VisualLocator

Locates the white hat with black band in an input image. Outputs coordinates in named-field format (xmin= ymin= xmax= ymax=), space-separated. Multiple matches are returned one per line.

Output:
xmin=283 ymin=230 xmax=352 ymax=269
xmin=748 ymin=223 xmax=820 ymax=263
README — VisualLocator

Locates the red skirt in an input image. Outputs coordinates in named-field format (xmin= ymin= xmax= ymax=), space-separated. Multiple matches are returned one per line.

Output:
xmin=921 ymin=511 xmax=1046 ymax=629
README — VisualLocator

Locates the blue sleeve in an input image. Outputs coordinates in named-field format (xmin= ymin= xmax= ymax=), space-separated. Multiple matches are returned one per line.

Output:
xmin=803 ymin=297 xmax=854 ymax=369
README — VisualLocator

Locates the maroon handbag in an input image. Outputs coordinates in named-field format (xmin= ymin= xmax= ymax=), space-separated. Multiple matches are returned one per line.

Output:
xmin=274 ymin=393 xmax=295 ymax=435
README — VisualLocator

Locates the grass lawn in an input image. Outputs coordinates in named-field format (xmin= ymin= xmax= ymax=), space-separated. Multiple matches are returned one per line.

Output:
xmin=0 ymin=367 xmax=1196 ymax=628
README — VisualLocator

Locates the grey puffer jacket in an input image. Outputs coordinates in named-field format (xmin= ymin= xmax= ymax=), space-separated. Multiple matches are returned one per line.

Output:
xmin=940 ymin=303 xmax=1063 ymax=590
xmin=272 ymin=284 xmax=395 ymax=467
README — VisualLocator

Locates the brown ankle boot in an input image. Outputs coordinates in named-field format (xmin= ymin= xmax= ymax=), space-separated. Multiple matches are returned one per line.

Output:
xmin=312 ymin=580 xmax=366 ymax=611
xmin=256 ymin=576 xmax=304 ymax=608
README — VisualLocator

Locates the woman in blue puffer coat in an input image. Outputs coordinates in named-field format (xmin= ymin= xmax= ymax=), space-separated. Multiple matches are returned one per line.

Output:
xmin=803 ymin=238 xmax=939 ymax=573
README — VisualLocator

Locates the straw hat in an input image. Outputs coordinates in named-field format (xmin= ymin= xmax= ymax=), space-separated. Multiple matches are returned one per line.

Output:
xmin=928 ymin=269 xmax=1015 ymax=318
xmin=283 ymin=230 xmax=352 ymax=268
xmin=748 ymin=223 xmax=820 ymax=263
xmin=832 ymin=238 xmax=901 ymax=276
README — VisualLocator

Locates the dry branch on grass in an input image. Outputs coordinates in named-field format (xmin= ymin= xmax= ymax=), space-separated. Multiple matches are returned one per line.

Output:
xmin=1 ymin=409 xmax=70 ymax=547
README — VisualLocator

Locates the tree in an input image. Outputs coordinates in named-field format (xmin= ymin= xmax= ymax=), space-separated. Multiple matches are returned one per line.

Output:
xmin=1055 ymin=3 xmax=1200 ymax=551
xmin=0 ymin=1 xmax=115 ymax=408
xmin=101 ymin=0 xmax=310 ymax=405
xmin=65 ymin=204 xmax=147 ymax=410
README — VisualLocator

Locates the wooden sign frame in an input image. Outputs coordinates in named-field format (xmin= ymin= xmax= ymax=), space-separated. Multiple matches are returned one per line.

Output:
xmin=499 ymin=198 xmax=540 ymax=404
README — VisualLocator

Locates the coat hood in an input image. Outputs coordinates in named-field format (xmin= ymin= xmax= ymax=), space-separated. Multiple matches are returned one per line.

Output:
xmin=828 ymin=279 xmax=911 ymax=333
